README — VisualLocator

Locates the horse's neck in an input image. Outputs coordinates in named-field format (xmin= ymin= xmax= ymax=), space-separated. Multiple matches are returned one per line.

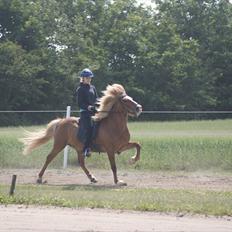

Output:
xmin=111 ymin=111 xmax=127 ymax=126
xmin=104 ymin=108 xmax=128 ymax=133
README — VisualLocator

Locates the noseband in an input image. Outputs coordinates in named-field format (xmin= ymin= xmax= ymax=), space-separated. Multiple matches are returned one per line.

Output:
xmin=120 ymin=94 xmax=138 ymax=115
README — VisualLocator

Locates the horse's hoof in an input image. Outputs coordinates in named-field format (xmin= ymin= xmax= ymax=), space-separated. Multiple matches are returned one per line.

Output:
xmin=36 ymin=178 xmax=47 ymax=184
xmin=90 ymin=176 xmax=98 ymax=183
xmin=129 ymin=155 xmax=139 ymax=165
xmin=36 ymin=178 xmax=42 ymax=184
xmin=116 ymin=180 xmax=127 ymax=186
xmin=129 ymin=158 xmax=136 ymax=165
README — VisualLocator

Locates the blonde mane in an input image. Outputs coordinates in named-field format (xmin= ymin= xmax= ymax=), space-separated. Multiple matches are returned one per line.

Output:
xmin=93 ymin=84 xmax=126 ymax=121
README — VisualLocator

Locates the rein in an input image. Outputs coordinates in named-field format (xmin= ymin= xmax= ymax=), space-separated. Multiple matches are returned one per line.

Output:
xmin=97 ymin=94 xmax=131 ymax=114
xmin=93 ymin=93 xmax=140 ymax=120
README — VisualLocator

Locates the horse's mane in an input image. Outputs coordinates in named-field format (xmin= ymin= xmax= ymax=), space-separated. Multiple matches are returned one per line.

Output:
xmin=93 ymin=84 xmax=126 ymax=121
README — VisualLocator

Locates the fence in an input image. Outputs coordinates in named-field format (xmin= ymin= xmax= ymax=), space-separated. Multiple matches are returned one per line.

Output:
xmin=1 ymin=110 xmax=232 ymax=113
xmin=0 ymin=109 xmax=232 ymax=126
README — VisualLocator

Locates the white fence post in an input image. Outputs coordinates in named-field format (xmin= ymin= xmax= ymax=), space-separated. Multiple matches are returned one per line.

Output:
xmin=63 ymin=106 xmax=71 ymax=169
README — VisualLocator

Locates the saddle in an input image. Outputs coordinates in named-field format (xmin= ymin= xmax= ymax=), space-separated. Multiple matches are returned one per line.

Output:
xmin=76 ymin=118 xmax=101 ymax=152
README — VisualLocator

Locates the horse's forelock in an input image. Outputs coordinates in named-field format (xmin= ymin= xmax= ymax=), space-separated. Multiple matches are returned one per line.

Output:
xmin=112 ymin=84 xmax=125 ymax=95
xmin=93 ymin=84 xmax=126 ymax=121
xmin=104 ymin=84 xmax=125 ymax=97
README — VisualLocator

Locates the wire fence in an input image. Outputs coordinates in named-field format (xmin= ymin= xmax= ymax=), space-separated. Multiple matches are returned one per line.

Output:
xmin=0 ymin=109 xmax=232 ymax=126
xmin=0 ymin=110 xmax=232 ymax=113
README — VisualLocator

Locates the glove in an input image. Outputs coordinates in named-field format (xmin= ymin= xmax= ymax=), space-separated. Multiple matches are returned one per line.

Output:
xmin=88 ymin=105 xmax=97 ymax=113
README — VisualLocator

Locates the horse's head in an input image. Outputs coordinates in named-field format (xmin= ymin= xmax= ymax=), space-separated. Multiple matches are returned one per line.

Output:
xmin=120 ymin=94 xmax=142 ymax=117
xmin=93 ymin=84 xmax=142 ymax=121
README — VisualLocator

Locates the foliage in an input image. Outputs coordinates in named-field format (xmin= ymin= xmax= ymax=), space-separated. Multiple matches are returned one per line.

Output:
xmin=0 ymin=0 xmax=232 ymax=125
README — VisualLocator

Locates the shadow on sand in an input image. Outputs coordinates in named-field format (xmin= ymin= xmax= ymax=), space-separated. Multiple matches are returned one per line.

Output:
xmin=44 ymin=183 xmax=126 ymax=191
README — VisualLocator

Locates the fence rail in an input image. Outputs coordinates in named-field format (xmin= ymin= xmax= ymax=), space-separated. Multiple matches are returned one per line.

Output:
xmin=0 ymin=110 xmax=232 ymax=114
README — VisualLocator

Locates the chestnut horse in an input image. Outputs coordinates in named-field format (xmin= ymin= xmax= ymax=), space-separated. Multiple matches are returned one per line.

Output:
xmin=20 ymin=84 xmax=142 ymax=186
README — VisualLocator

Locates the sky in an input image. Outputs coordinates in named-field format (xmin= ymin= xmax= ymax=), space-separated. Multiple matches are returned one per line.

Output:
xmin=137 ymin=0 xmax=232 ymax=7
xmin=137 ymin=0 xmax=156 ymax=8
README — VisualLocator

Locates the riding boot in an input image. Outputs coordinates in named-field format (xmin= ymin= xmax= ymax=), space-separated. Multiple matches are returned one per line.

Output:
xmin=83 ymin=147 xmax=91 ymax=157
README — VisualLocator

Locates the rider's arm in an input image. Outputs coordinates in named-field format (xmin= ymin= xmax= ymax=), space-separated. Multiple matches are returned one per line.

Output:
xmin=77 ymin=88 xmax=89 ymax=111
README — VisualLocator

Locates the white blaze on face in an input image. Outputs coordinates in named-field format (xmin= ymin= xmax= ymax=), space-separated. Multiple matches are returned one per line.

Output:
xmin=123 ymin=95 xmax=142 ymax=117
xmin=136 ymin=104 xmax=142 ymax=117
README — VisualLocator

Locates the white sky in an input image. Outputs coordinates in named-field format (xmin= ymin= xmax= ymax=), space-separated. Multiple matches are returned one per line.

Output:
xmin=137 ymin=0 xmax=232 ymax=7
xmin=137 ymin=0 xmax=156 ymax=7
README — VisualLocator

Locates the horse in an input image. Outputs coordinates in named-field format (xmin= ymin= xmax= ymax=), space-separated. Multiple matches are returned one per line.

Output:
xmin=20 ymin=84 xmax=142 ymax=186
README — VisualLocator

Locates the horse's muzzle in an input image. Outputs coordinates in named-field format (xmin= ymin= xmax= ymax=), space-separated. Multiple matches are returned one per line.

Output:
xmin=136 ymin=105 xmax=142 ymax=117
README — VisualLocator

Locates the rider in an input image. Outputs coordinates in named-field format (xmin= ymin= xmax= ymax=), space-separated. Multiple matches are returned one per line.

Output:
xmin=76 ymin=68 xmax=98 ymax=157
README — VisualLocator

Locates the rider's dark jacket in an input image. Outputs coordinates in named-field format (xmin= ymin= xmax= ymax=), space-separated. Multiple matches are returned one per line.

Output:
xmin=75 ymin=82 xmax=98 ymax=148
xmin=76 ymin=83 xmax=98 ymax=115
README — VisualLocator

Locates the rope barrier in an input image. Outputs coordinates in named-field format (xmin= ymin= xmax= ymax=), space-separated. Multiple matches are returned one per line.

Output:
xmin=141 ymin=111 xmax=232 ymax=114
xmin=0 ymin=110 xmax=232 ymax=114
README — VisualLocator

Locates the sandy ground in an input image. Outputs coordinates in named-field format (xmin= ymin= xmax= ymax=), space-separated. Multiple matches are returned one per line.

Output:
xmin=0 ymin=168 xmax=232 ymax=191
xmin=0 ymin=205 xmax=232 ymax=232
xmin=0 ymin=169 xmax=232 ymax=232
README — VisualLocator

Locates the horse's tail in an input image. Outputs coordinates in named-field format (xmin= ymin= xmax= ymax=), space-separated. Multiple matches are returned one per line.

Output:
xmin=19 ymin=118 xmax=62 ymax=155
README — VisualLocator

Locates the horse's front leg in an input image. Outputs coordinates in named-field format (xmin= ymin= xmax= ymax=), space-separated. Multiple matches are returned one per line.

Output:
xmin=77 ymin=152 xmax=97 ymax=183
xmin=118 ymin=142 xmax=141 ymax=164
xmin=107 ymin=152 xmax=127 ymax=186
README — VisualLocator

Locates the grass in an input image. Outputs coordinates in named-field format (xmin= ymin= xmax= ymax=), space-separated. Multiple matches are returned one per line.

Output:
xmin=0 ymin=119 xmax=232 ymax=171
xmin=0 ymin=184 xmax=232 ymax=216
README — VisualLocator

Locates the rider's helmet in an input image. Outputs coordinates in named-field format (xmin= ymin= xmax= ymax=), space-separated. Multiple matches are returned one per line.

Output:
xmin=80 ymin=68 xmax=94 ymax=78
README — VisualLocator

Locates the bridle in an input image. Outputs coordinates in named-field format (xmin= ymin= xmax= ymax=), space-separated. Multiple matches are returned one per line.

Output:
xmin=119 ymin=94 xmax=140 ymax=116
xmin=95 ymin=93 xmax=142 ymax=116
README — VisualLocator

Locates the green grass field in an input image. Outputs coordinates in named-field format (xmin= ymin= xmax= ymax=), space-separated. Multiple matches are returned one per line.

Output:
xmin=0 ymin=119 xmax=232 ymax=171
xmin=0 ymin=185 xmax=232 ymax=216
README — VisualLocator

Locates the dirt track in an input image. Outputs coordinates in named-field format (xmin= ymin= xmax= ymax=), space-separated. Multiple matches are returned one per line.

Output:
xmin=0 ymin=169 xmax=232 ymax=232
xmin=0 ymin=168 xmax=232 ymax=191
xmin=0 ymin=205 xmax=232 ymax=232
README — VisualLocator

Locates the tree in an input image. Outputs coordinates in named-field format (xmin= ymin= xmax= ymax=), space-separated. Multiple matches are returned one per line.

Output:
xmin=0 ymin=0 xmax=232 ymax=125
xmin=154 ymin=0 xmax=232 ymax=109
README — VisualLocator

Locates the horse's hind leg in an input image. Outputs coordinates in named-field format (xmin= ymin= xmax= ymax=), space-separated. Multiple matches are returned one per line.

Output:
xmin=77 ymin=151 xmax=97 ymax=183
xmin=37 ymin=142 xmax=66 ymax=184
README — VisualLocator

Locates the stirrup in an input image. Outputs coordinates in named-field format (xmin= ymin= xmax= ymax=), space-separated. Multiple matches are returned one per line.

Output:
xmin=84 ymin=148 xmax=91 ymax=157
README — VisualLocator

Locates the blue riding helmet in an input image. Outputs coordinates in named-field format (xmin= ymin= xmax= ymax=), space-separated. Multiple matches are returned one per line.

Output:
xmin=80 ymin=68 xmax=94 ymax=78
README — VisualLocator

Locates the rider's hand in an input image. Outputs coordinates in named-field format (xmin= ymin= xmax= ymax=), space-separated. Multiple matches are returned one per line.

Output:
xmin=88 ymin=105 xmax=94 ymax=111
xmin=88 ymin=105 xmax=97 ymax=113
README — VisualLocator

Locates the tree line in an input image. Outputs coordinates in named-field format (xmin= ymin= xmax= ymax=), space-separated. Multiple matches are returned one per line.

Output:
xmin=0 ymin=0 xmax=232 ymax=124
